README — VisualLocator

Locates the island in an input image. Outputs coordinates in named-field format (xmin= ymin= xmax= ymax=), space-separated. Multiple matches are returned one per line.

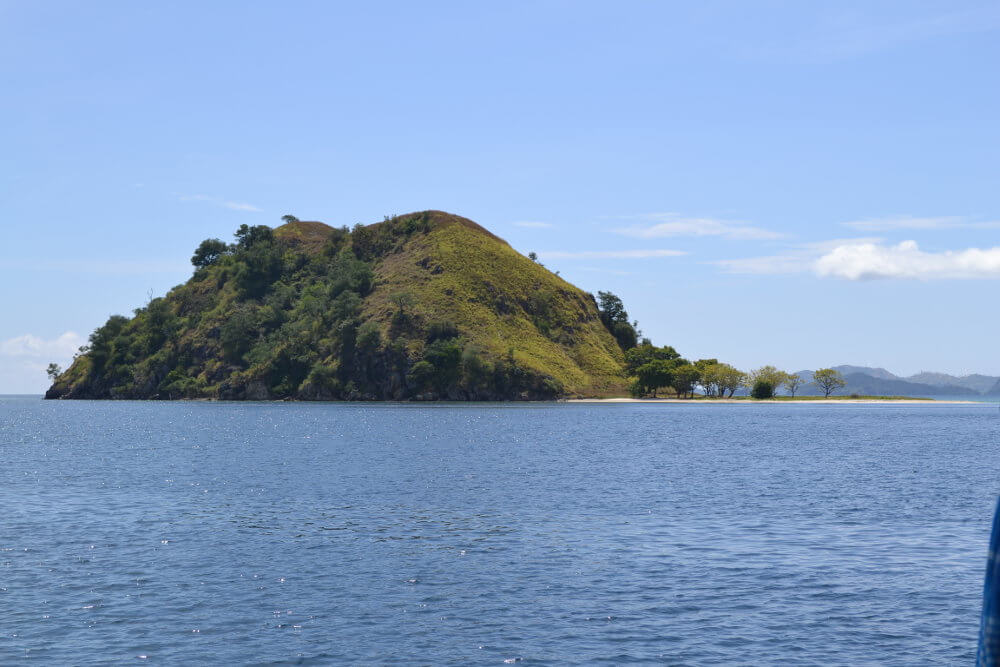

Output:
xmin=47 ymin=211 xmax=633 ymax=400
xmin=45 ymin=210 xmax=959 ymax=403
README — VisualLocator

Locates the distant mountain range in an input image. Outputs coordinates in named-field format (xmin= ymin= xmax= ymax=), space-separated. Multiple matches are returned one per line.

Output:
xmin=791 ymin=366 xmax=1000 ymax=397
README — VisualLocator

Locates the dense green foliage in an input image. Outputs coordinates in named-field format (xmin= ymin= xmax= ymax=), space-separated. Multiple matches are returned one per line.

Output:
xmin=750 ymin=380 xmax=775 ymax=399
xmin=624 ymin=343 xmax=700 ymax=398
xmin=191 ymin=238 xmax=229 ymax=268
xmin=596 ymin=291 xmax=639 ymax=350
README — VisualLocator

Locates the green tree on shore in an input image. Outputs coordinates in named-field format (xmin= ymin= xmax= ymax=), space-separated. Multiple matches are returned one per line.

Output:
xmin=624 ymin=343 xmax=680 ymax=375
xmin=635 ymin=359 xmax=675 ymax=397
xmin=699 ymin=362 xmax=745 ymax=398
xmin=813 ymin=368 xmax=847 ymax=397
xmin=747 ymin=366 xmax=788 ymax=394
xmin=671 ymin=363 xmax=700 ymax=398
xmin=784 ymin=373 xmax=803 ymax=397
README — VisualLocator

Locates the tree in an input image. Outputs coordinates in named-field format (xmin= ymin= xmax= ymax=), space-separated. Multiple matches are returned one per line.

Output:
xmin=46 ymin=363 xmax=62 ymax=381
xmin=423 ymin=338 xmax=463 ymax=394
xmin=716 ymin=364 xmax=746 ymax=398
xmin=528 ymin=252 xmax=538 ymax=262
xmin=390 ymin=291 xmax=415 ymax=315
xmin=671 ymin=363 xmax=701 ymax=398
xmin=813 ymin=368 xmax=847 ymax=397
xmin=233 ymin=224 xmax=274 ymax=250
xmin=747 ymin=365 xmax=787 ymax=391
xmin=232 ymin=241 xmax=283 ymax=298
xmin=390 ymin=291 xmax=416 ymax=330
xmin=281 ymin=214 xmax=300 ymax=224
xmin=596 ymin=291 xmax=639 ymax=350
xmin=624 ymin=343 xmax=680 ymax=376
xmin=695 ymin=359 xmax=721 ymax=396
xmin=597 ymin=291 xmax=627 ymax=326
xmin=784 ymin=373 xmax=803 ymax=397
xmin=191 ymin=238 xmax=230 ymax=268
xmin=636 ymin=359 xmax=675 ymax=398
xmin=697 ymin=362 xmax=744 ymax=398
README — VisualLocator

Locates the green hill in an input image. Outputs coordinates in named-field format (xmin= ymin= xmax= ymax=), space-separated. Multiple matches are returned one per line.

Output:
xmin=46 ymin=211 xmax=630 ymax=400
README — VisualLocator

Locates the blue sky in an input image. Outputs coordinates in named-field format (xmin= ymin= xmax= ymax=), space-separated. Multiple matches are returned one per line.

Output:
xmin=2 ymin=1 xmax=999 ymax=393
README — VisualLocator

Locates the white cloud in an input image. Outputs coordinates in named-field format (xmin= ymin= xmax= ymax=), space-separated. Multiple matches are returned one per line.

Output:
xmin=616 ymin=215 xmax=783 ymax=240
xmin=815 ymin=240 xmax=1000 ymax=280
xmin=181 ymin=194 xmax=261 ymax=213
xmin=843 ymin=215 xmax=1000 ymax=231
xmin=513 ymin=221 xmax=553 ymax=229
xmin=0 ymin=332 xmax=84 ymax=358
xmin=0 ymin=332 xmax=85 ymax=394
xmin=537 ymin=249 xmax=686 ymax=260
xmin=715 ymin=238 xmax=880 ymax=274
xmin=719 ymin=238 xmax=1000 ymax=280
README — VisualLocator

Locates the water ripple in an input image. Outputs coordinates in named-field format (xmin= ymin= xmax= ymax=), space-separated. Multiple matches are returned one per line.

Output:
xmin=0 ymin=397 xmax=996 ymax=663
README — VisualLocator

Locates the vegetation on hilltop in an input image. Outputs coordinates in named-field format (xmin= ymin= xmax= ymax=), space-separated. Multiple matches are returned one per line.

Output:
xmin=46 ymin=211 xmax=632 ymax=401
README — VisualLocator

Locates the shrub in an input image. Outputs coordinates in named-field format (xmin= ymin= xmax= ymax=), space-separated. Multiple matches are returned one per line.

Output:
xmin=628 ymin=378 xmax=647 ymax=398
xmin=426 ymin=320 xmax=460 ymax=343
xmin=407 ymin=360 xmax=435 ymax=391
xmin=356 ymin=321 xmax=381 ymax=351
xmin=751 ymin=380 xmax=775 ymax=399
xmin=306 ymin=364 xmax=339 ymax=391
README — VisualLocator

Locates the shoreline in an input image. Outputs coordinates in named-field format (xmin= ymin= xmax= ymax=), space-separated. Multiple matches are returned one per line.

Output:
xmin=568 ymin=397 xmax=990 ymax=405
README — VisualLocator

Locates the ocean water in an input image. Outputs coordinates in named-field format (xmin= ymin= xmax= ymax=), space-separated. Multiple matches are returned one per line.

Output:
xmin=2 ymin=397 xmax=999 ymax=665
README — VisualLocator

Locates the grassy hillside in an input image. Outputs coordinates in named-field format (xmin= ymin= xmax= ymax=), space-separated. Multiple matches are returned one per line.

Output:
xmin=47 ymin=211 xmax=628 ymax=400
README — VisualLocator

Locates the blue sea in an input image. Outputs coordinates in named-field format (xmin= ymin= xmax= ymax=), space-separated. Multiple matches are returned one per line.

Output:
xmin=2 ymin=396 xmax=999 ymax=664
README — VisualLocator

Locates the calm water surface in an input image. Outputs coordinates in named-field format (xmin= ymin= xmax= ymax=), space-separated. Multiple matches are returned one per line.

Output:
xmin=2 ymin=397 xmax=999 ymax=664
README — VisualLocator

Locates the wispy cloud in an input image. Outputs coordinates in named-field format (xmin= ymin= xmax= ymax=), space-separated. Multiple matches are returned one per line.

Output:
xmin=615 ymin=214 xmax=783 ymax=241
xmin=180 ymin=194 xmax=261 ymax=213
xmin=816 ymin=240 xmax=1000 ymax=280
xmin=0 ymin=332 xmax=84 ymax=359
xmin=0 ymin=258 xmax=189 ymax=275
xmin=537 ymin=249 xmax=686 ymax=260
xmin=223 ymin=201 xmax=261 ymax=212
xmin=843 ymin=215 xmax=1000 ymax=231
xmin=735 ymin=6 xmax=1000 ymax=64
xmin=512 ymin=221 xmax=553 ymax=229
xmin=575 ymin=267 xmax=637 ymax=276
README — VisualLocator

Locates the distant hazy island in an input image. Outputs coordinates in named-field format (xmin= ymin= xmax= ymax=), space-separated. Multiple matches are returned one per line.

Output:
xmin=44 ymin=211 xmax=990 ymax=402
